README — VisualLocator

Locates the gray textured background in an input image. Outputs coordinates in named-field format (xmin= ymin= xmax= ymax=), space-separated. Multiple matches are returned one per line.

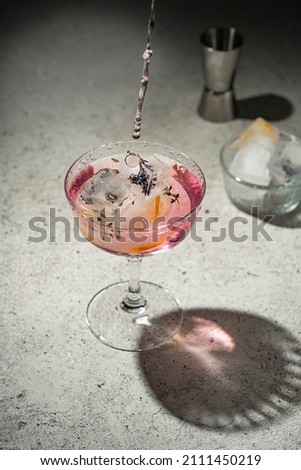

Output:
xmin=1 ymin=0 xmax=301 ymax=450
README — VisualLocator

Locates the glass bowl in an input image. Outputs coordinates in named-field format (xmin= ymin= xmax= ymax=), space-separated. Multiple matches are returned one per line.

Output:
xmin=220 ymin=131 xmax=301 ymax=216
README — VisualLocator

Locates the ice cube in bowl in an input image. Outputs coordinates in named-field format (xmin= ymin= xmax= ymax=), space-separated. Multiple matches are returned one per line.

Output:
xmin=220 ymin=120 xmax=301 ymax=216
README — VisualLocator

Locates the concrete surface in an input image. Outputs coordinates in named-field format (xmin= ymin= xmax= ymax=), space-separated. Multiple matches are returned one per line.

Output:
xmin=1 ymin=0 xmax=301 ymax=450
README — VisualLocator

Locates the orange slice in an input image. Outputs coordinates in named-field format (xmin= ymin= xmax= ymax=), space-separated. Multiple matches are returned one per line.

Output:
xmin=130 ymin=240 xmax=164 ymax=254
xmin=79 ymin=225 xmax=95 ymax=242
xmin=80 ymin=207 xmax=98 ymax=218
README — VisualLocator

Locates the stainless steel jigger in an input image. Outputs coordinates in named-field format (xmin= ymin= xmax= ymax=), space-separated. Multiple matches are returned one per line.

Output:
xmin=199 ymin=27 xmax=244 ymax=122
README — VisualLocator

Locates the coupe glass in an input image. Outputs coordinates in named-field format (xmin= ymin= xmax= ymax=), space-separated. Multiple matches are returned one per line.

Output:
xmin=64 ymin=141 xmax=206 ymax=351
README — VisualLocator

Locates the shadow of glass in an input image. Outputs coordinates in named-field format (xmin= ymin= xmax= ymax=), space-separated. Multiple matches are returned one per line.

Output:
xmin=237 ymin=93 xmax=293 ymax=121
xmin=138 ymin=308 xmax=301 ymax=431
xmin=263 ymin=204 xmax=301 ymax=228
xmin=235 ymin=205 xmax=301 ymax=229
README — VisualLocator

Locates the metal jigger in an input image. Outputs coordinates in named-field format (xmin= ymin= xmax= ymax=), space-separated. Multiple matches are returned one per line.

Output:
xmin=199 ymin=27 xmax=244 ymax=122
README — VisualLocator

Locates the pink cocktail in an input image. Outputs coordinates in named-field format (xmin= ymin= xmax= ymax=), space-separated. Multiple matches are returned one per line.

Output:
xmin=65 ymin=141 xmax=206 ymax=351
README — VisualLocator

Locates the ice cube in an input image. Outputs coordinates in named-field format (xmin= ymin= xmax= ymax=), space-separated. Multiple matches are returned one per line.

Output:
xmin=123 ymin=151 xmax=171 ymax=197
xmin=118 ymin=151 xmax=172 ymax=221
xmin=80 ymin=168 xmax=134 ymax=213
xmin=282 ymin=158 xmax=301 ymax=181
xmin=267 ymin=157 xmax=287 ymax=185
xmin=283 ymin=141 xmax=301 ymax=166
xmin=232 ymin=117 xmax=279 ymax=152
xmin=230 ymin=142 xmax=272 ymax=186
xmin=229 ymin=117 xmax=280 ymax=186
xmin=268 ymin=141 xmax=301 ymax=184
xmin=281 ymin=142 xmax=301 ymax=182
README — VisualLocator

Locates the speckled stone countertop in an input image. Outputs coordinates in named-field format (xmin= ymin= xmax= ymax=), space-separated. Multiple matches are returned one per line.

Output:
xmin=1 ymin=0 xmax=301 ymax=450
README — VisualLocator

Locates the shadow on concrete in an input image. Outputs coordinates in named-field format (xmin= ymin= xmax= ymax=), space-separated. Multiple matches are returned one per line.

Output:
xmin=138 ymin=308 xmax=301 ymax=431
xmin=237 ymin=93 xmax=293 ymax=121
xmin=242 ymin=205 xmax=301 ymax=229
xmin=263 ymin=204 xmax=301 ymax=228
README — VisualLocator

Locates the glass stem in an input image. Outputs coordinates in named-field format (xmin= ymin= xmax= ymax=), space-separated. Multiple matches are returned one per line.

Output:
xmin=121 ymin=256 xmax=146 ymax=313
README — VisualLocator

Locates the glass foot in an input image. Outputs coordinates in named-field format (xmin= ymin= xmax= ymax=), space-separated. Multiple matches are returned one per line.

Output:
xmin=86 ymin=281 xmax=182 ymax=351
